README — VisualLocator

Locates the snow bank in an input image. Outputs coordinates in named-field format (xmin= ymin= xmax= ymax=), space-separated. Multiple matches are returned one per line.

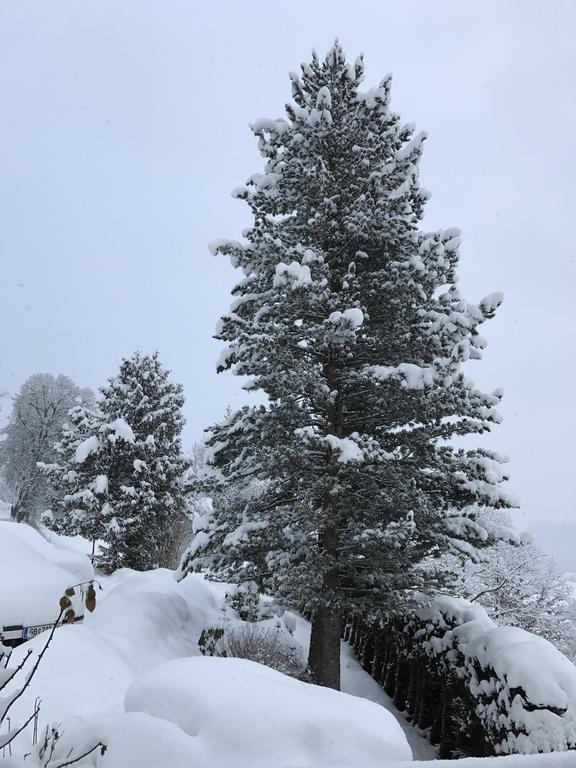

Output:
xmin=0 ymin=521 xmax=93 ymax=582
xmin=40 ymin=524 xmax=101 ymax=559
xmin=5 ymin=570 xmax=223 ymax=741
xmin=5 ymin=569 xmax=414 ymax=767
xmin=411 ymin=754 xmax=576 ymax=767
xmin=0 ymin=527 xmax=82 ymax=629
xmin=124 ymin=656 xmax=412 ymax=768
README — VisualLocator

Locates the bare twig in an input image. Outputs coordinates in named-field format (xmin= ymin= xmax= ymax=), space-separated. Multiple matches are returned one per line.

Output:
xmin=0 ymin=649 xmax=33 ymax=693
xmin=50 ymin=742 xmax=107 ymax=767
xmin=1 ymin=609 xmax=64 ymax=725
xmin=0 ymin=702 xmax=41 ymax=751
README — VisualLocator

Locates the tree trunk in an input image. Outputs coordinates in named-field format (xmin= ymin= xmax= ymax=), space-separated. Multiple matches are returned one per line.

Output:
xmin=307 ymin=353 xmax=344 ymax=690
xmin=11 ymin=486 xmax=30 ymax=523
xmin=308 ymin=603 xmax=342 ymax=690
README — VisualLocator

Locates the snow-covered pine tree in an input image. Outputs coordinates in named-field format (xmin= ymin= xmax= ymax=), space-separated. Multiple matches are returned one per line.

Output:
xmin=44 ymin=352 xmax=188 ymax=572
xmin=180 ymin=44 xmax=514 ymax=689
xmin=95 ymin=351 xmax=188 ymax=573
xmin=40 ymin=403 xmax=109 ymax=560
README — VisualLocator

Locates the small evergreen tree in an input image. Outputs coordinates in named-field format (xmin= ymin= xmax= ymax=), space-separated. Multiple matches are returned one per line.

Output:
xmin=40 ymin=402 xmax=109 ymax=560
xmin=45 ymin=352 xmax=188 ymax=572
xmin=180 ymin=44 xmax=514 ymax=689
xmin=96 ymin=351 xmax=188 ymax=572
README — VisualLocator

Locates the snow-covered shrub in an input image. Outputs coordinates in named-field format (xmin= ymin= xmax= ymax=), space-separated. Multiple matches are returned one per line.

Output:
xmin=222 ymin=623 xmax=304 ymax=677
xmin=416 ymin=596 xmax=576 ymax=754
xmin=436 ymin=512 xmax=576 ymax=663
xmin=463 ymin=543 xmax=576 ymax=662
xmin=346 ymin=596 xmax=576 ymax=758
xmin=199 ymin=620 xmax=305 ymax=678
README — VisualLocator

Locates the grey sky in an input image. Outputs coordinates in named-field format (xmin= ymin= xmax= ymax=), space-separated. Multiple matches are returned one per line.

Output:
xmin=1 ymin=1 xmax=574 ymax=527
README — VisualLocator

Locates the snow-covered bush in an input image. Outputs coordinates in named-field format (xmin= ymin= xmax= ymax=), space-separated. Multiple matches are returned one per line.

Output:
xmin=199 ymin=619 xmax=305 ymax=678
xmin=226 ymin=581 xmax=262 ymax=622
xmin=347 ymin=596 xmax=576 ymax=758
xmin=452 ymin=540 xmax=576 ymax=663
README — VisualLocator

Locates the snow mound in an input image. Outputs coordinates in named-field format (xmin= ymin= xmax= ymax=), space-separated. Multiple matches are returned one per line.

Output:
xmin=6 ymin=570 xmax=223 ymax=736
xmin=0 ymin=526 xmax=82 ymax=629
xmin=124 ymin=655 xmax=412 ymax=768
xmin=0 ymin=521 xmax=94 ymax=582
xmin=40 ymin=524 xmax=101 ymax=559
xmin=9 ymin=721 xmax=576 ymax=768
xmin=38 ymin=712 xmax=200 ymax=768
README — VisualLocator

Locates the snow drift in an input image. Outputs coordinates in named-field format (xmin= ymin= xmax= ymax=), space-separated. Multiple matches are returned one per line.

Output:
xmin=22 ymin=656 xmax=412 ymax=768
xmin=3 ymin=569 xmax=413 ymax=767
xmin=123 ymin=655 xmax=412 ymax=768
xmin=0 ymin=521 xmax=94 ymax=583
xmin=0 ymin=526 xmax=84 ymax=631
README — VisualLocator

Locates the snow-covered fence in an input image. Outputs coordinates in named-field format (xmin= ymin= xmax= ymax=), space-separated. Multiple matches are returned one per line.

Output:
xmin=345 ymin=596 xmax=576 ymax=759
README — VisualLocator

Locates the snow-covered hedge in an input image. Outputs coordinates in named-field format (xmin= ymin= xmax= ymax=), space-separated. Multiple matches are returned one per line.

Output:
xmin=346 ymin=595 xmax=576 ymax=758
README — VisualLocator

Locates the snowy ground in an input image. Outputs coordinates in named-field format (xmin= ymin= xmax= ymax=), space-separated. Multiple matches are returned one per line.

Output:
xmin=293 ymin=616 xmax=438 ymax=761
xmin=1 ymin=522 xmax=575 ymax=767
xmin=3 ymin=566 xmax=412 ymax=767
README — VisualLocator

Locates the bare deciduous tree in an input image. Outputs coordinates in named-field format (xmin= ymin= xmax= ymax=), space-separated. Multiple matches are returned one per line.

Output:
xmin=0 ymin=374 xmax=93 ymax=524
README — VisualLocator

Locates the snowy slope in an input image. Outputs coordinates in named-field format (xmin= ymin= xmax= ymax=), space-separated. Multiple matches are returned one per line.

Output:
xmin=340 ymin=642 xmax=438 ymax=761
xmin=293 ymin=613 xmax=437 ymax=761
xmin=4 ymin=570 xmax=412 ymax=767
xmin=5 ymin=569 xmax=220 ymax=733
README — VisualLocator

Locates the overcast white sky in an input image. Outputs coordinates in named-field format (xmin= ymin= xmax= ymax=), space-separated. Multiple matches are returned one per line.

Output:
xmin=1 ymin=1 xmax=574 ymax=527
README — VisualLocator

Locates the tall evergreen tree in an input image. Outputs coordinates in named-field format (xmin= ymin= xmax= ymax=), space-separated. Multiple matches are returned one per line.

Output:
xmin=180 ymin=44 xmax=514 ymax=689
xmin=44 ymin=352 xmax=188 ymax=572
